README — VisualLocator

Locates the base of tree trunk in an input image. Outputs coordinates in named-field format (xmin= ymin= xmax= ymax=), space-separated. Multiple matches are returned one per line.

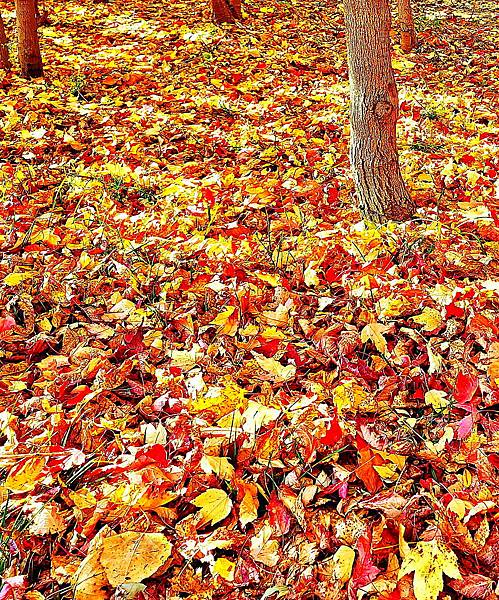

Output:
xmin=0 ymin=16 xmax=10 ymax=71
xmin=212 ymin=0 xmax=242 ymax=24
xmin=400 ymin=30 xmax=417 ymax=53
xmin=23 ymin=63 xmax=43 ymax=77
xmin=351 ymin=158 xmax=416 ymax=223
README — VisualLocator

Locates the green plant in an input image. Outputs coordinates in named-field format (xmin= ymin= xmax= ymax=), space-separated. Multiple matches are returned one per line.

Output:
xmin=69 ymin=73 xmax=87 ymax=100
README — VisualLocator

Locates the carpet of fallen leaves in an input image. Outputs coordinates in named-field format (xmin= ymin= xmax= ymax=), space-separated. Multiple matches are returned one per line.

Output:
xmin=0 ymin=0 xmax=498 ymax=598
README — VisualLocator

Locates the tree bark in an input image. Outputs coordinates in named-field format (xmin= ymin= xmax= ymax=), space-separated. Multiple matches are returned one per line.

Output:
xmin=15 ymin=0 xmax=43 ymax=78
xmin=212 ymin=0 xmax=242 ymax=24
xmin=0 ymin=14 xmax=11 ymax=71
xmin=398 ymin=0 xmax=417 ymax=53
xmin=344 ymin=0 xmax=415 ymax=223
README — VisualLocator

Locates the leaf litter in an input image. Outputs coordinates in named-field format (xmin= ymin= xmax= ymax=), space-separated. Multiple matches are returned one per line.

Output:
xmin=0 ymin=0 xmax=498 ymax=598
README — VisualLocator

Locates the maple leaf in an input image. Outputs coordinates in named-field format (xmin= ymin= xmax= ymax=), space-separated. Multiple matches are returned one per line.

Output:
xmin=250 ymin=523 xmax=280 ymax=567
xmin=192 ymin=488 xmax=233 ymax=525
xmin=360 ymin=322 xmax=391 ymax=354
xmin=399 ymin=539 xmax=461 ymax=600
xmin=252 ymin=353 xmax=297 ymax=382
xmin=5 ymin=457 xmax=46 ymax=493
xmin=412 ymin=307 xmax=443 ymax=332
xmin=425 ymin=389 xmax=449 ymax=411
xmin=212 ymin=557 xmax=236 ymax=581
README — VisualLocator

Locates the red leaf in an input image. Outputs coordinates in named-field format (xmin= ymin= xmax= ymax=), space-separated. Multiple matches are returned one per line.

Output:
xmin=268 ymin=491 xmax=291 ymax=536
xmin=488 ymin=454 xmax=499 ymax=469
xmin=0 ymin=315 xmax=15 ymax=333
xmin=348 ymin=532 xmax=380 ymax=600
xmin=448 ymin=574 xmax=494 ymax=598
xmin=445 ymin=302 xmax=465 ymax=318
xmin=459 ymin=154 xmax=475 ymax=166
xmin=457 ymin=414 xmax=474 ymax=439
xmin=64 ymin=385 xmax=92 ymax=407
xmin=320 ymin=416 xmax=343 ymax=446
xmin=454 ymin=372 xmax=478 ymax=409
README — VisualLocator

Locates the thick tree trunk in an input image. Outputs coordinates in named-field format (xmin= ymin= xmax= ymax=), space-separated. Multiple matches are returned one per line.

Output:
xmin=398 ymin=0 xmax=417 ymax=53
xmin=0 ymin=15 xmax=11 ymax=71
xmin=344 ymin=0 xmax=415 ymax=223
xmin=15 ymin=0 xmax=43 ymax=78
xmin=212 ymin=0 xmax=242 ymax=24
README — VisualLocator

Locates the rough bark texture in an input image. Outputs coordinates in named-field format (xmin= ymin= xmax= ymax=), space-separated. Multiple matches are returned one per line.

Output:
xmin=212 ymin=0 xmax=242 ymax=24
xmin=15 ymin=0 xmax=43 ymax=78
xmin=344 ymin=0 xmax=415 ymax=223
xmin=398 ymin=0 xmax=417 ymax=53
xmin=0 ymin=15 xmax=11 ymax=71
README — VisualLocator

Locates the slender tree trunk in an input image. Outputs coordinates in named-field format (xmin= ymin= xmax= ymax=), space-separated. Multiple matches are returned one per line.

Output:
xmin=15 ymin=0 xmax=43 ymax=78
xmin=0 ymin=15 xmax=11 ymax=71
xmin=344 ymin=0 xmax=415 ymax=223
xmin=398 ymin=0 xmax=417 ymax=53
xmin=212 ymin=0 xmax=242 ymax=24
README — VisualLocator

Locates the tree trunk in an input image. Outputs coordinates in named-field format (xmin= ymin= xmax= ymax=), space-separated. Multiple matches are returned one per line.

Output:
xmin=0 ymin=14 xmax=11 ymax=71
xmin=15 ymin=0 xmax=43 ymax=78
xmin=212 ymin=0 xmax=242 ymax=24
xmin=344 ymin=0 xmax=415 ymax=223
xmin=398 ymin=0 xmax=417 ymax=53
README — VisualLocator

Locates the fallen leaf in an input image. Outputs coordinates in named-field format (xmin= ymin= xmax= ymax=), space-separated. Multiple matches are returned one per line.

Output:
xmin=192 ymin=488 xmax=232 ymax=525
xmin=100 ymin=532 xmax=172 ymax=586
xmin=399 ymin=538 xmax=461 ymax=600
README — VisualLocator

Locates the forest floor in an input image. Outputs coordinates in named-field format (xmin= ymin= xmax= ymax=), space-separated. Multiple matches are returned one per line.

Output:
xmin=0 ymin=0 xmax=498 ymax=598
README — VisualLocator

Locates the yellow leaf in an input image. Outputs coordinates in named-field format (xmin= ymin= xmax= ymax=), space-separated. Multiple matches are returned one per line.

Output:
xmin=333 ymin=381 xmax=370 ymax=414
xmin=425 ymin=389 xmax=449 ymax=411
xmin=392 ymin=57 xmax=415 ymax=70
xmin=360 ymin=322 xmax=390 ymax=354
xmin=399 ymin=539 xmax=461 ymax=600
xmin=213 ymin=557 xmax=236 ymax=581
xmin=250 ymin=523 xmax=279 ymax=566
xmin=192 ymin=488 xmax=232 ymax=525
xmin=304 ymin=265 xmax=319 ymax=287
xmin=447 ymin=498 xmax=467 ymax=520
xmin=412 ymin=308 xmax=443 ymax=332
xmin=373 ymin=463 xmax=398 ymax=480
xmin=332 ymin=545 xmax=355 ymax=583
xmin=3 ymin=271 xmax=34 ymax=286
xmin=73 ymin=528 xmax=110 ymax=600
xmin=462 ymin=468 xmax=473 ymax=488
xmin=100 ymin=532 xmax=172 ymax=586
xmin=253 ymin=353 xmax=296 ymax=382
xmin=239 ymin=482 xmax=259 ymax=527
xmin=30 ymin=229 xmax=61 ymax=247
xmin=5 ymin=457 xmax=46 ymax=493
xmin=255 ymin=272 xmax=281 ymax=287
xmin=190 ymin=376 xmax=247 ymax=418
xmin=210 ymin=306 xmax=239 ymax=336
xmin=200 ymin=455 xmax=235 ymax=481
